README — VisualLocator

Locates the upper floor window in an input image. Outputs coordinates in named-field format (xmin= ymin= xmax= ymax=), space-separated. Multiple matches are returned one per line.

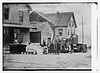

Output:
xmin=69 ymin=21 xmax=74 ymax=28
xmin=68 ymin=29 xmax=69 ymax=36
xmin=71 ymin=29 xmax=72 ymax=34
xmin=19 ymin=11 xmax=23 ymax=22
xmin=3 ymin=8 xmax=9 ymax=20
xmin=58 ymin=29 xmax=63 ymax=36
xmin=72 ymin=23 xmax=74 ymax=27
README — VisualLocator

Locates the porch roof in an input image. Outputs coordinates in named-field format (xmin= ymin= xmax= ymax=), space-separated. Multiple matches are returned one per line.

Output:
xmin=3 ymin=23 xmax=36 ymax=29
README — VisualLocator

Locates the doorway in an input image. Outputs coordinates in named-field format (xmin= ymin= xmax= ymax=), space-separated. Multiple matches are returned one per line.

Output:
xmin=30 ymin=32 xmax=41 ymax=43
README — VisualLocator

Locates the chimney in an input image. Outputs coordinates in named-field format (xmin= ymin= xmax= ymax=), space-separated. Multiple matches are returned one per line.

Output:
xmin=40 ymin=12 xmax=43 ymax=15
xmin=57 ymin=12 xmax=59 ymax=18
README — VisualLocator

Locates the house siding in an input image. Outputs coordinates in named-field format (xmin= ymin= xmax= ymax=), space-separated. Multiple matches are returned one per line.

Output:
xmin=3 ymin=4 xmax=31 ymax=45
xmin=41 ymin=22 xmax=53 ymax=44
xmin=54 ymin=15 xmax=76 ymax=39
xmin=67 ymin=27 xmax=71 ymax=38
xmin=5 ymin=4 xmax=29 ymax=25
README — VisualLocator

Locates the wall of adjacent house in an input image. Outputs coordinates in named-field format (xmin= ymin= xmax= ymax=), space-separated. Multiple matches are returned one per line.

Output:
xmin=4 ymin=4 xmax=30 ymax=25
xmin=41 ymin=23 xmax=53 ymax=44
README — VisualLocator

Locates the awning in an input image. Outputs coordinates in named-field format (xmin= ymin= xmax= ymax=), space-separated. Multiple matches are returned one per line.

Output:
xmin=3 ymin=23 xmax=36 ymax=29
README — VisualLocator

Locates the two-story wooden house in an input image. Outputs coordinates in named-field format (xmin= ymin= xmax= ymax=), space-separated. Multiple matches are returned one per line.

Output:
xmin=44 ymin=12 xmax=77 ymax=39
xmin=3 ymin=4 xmax=35 ymax=46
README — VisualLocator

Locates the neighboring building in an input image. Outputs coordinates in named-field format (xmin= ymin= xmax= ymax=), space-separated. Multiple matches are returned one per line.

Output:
xmin=29 ymin=11 xmax=53 ymax=44
xmin=30 ymin=21 xmax=53 ymax=44
xmin=3 ymin=4 xmax=35 ymax=46
xmin=38 ymin=22 xmax=53 ymax=44
xmin=44 ymin=12 xmax=77 ymax=39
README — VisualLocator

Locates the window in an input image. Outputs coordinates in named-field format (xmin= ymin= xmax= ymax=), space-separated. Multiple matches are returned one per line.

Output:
xmin=72 ymin=23 xmax=74 ymax=27
xmin=69 ymin=21 xmax=74 ymax=28
xmin=69 ymin=21 xmax=71 ymax=27
xmin=19 ymin=11 xmax=23 ymax=22
xmin=73 ymin=29 xmax=75 ymax=34
xmin=68 ymin=29 xmax=69 ymax=36
xmin=58 ymin=29 xmax=63 ymax=36
xmin=3 ymin=8 xmax=9 ymax=20
xmin=71 ymin=29 xmax=72 ymax=34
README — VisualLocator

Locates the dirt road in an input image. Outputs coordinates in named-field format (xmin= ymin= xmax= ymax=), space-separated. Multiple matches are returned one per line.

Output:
xmin=3 ymin=49 xmax=91 ymax=69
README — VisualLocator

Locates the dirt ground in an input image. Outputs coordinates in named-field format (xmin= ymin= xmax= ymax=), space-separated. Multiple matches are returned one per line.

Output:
xmin=3 ymin=49 xmax=91 ymax=69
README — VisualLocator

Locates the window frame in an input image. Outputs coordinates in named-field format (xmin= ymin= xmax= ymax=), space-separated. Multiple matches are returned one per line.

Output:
xmin=68 ymin=29 xmax=69 ymax=36
xmin=71 ymin=29 xmax=72 ymax=34
xmin=19 ymin=11 xmax=23 ymax=22
xmin=58 ymin=29 xmax=63 ymax=36
xmin=3 ymin=7 xmax=9 ymax=20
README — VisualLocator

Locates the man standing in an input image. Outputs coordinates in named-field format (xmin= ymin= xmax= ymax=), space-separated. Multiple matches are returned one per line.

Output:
xmin=56 ymin=35 xmax=61 ymax=55
xmin=17 ymin=33 xmax=23 ymax=45
xmin=53 ymin=35 xmax=61 ymax=55
xmin=70 ymin=34 xmax=74 ymax=54
xmin=43 ymin=39 xmax=48 ymax=54
xmin=65 ymin=39 xmax=70 ymax=52
xmin=47 ymin=40 xmax=51 ymax=54
xmin=54 ymin=36 xmax=57 ymax=54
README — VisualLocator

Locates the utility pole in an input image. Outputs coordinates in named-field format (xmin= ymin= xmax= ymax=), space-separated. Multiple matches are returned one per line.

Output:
xmin=82 ymin=17 xmax=87 ymax=47
xmin=82 ymin=17 xmax=84 ymax=45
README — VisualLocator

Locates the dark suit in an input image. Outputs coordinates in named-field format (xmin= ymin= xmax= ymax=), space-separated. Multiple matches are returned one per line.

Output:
xmin=70 ymin=36 xmax=74 ymax=53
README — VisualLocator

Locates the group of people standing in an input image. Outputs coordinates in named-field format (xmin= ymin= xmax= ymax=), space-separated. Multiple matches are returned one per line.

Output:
xmin=43 ymin=34 xmax=75 ymax=55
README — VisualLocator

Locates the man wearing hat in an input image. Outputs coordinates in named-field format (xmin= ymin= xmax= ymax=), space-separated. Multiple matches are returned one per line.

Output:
xmin=70 ymin=34 xmax=74 ymax=53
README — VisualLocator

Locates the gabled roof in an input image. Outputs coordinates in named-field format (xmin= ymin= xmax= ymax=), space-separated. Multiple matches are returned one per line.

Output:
xmin=30 ymin=11 xmax=54 ymax=30
xmin=29 ymin=22 xmax=48 ymax=32
xmin=30 ymin=11 xmax=52 ymax=23
xmin=30 ymin=21 xmax=39 ymax=28
xmin=30 ymin=11 xmax=46 ymax=22
xmin=44 ymin=12 xmax=77 ymax=27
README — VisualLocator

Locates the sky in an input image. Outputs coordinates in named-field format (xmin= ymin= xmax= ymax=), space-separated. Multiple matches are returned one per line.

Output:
xmin=30 ymin=3 xmax=91 ymax=44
